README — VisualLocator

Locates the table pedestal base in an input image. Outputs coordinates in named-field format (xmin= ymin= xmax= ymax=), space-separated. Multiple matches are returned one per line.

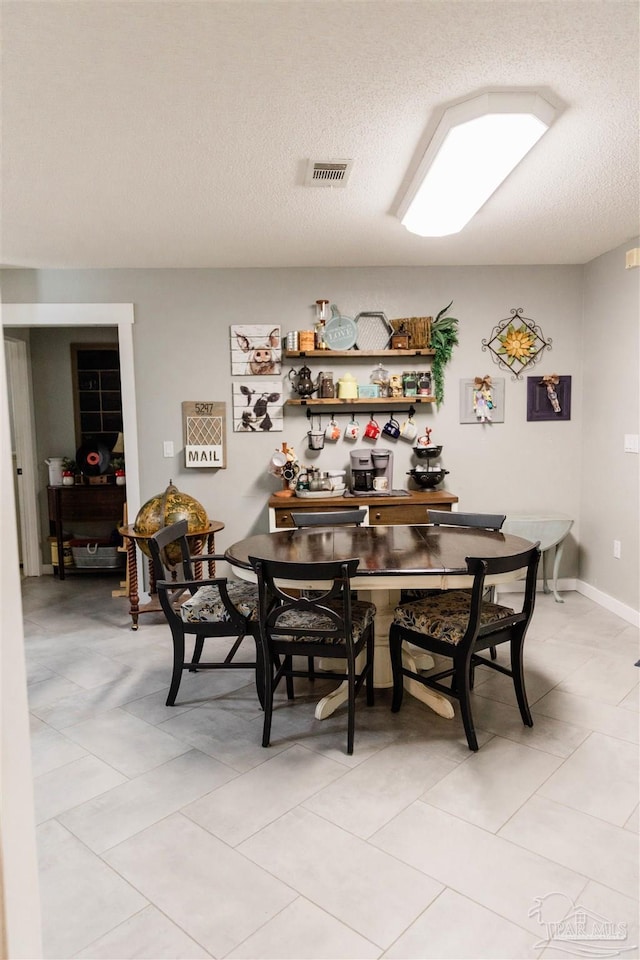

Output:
xmin=314 ymin=589 xmax=454 ymax=721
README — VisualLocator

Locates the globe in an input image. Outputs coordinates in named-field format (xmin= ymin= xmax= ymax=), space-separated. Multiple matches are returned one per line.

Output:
xmin=133 ymin=480 xmax=209 ymax=564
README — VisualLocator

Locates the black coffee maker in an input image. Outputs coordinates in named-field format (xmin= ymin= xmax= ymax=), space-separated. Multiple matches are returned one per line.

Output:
xmin=349 ymin=448 xmax=393 ymax=495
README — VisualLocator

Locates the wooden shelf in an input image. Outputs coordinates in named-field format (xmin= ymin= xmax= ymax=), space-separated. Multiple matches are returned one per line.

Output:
xmin=285 ymin=396 xmax=435 ymax=407
xmin=284 ymin=349 xmax=434 ymax=359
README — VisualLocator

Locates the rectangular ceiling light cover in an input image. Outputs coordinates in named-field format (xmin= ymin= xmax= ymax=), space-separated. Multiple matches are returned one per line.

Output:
xmin=396 ymin=92 xmax=556 ymax=237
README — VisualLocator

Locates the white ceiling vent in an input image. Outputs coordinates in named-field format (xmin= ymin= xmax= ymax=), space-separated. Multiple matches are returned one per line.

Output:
xmin=305 ymin=159 xmax=353 ymax=187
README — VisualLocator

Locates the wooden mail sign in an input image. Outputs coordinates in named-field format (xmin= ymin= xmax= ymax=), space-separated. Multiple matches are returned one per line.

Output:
xmin=182 ymin=401 xmax=226 ymax=468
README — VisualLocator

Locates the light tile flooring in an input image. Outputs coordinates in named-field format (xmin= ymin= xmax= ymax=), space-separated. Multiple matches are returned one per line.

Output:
xmin=23 ymin=575 xmax=639 ymax=960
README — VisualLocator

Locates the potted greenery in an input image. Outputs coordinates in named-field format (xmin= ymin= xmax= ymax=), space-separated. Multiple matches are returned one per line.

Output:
xmin=430 ymin=301 xmax=459 ymax=407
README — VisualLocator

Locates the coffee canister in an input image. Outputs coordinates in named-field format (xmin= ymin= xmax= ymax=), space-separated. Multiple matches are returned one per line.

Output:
xmin=298 ymin=330 xmax=316 ymax=351
xmin=285 ymin=331 xmax=299 ymax=351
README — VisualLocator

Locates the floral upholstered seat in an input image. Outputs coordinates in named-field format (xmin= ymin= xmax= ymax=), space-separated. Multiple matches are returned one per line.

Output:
xmin=271 ymin=599 xmax=376 ymax=645
xmin=180 ymin=581 xmax=258 ymax=623
xmin=393 ymin=591 xmax=515 ymax=646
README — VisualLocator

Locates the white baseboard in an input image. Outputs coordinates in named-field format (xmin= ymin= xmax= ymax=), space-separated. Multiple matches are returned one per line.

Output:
xmin=575 ymin=579 xmax=640 ymax=627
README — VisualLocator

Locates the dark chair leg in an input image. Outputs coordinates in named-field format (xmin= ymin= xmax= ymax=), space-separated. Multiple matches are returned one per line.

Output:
xmin=366 ymin=626 xmax=375 ymax=706
xmin=389 ymin=625 xmax=405 ymax=712
xmin=346 ymin=652 xmax=356 ymax=755
xmin=262 ymin=660 xmax=274 ymax=748
xmin=283 ymin=655 xmax=295 ymax=700
xmin=307 ymin=656 xmax=315 ymax=680
xmin=166 ymin=627 xmax=185 ymax=706
xmin=511 ymin=635 xmax=533 ymax=727
xmin=253 ymin=632 xmax=266 ymax=709
xmin=490 ymin=646 xmax=497 ymax=660
xmin=190 ymin=635 xmax=205 ymax=671
xmin=455 ymin=653 xmax=478 ymax=751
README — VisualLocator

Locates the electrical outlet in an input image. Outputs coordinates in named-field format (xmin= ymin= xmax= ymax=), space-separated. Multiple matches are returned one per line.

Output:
xmin=163 ymin=440 xmax=174 ymax=458
xmin=613 ymin=540 xmax=621 ymax=559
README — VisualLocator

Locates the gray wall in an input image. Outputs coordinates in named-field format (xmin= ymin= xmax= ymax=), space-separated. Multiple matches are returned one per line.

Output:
xmin=580 ymin=240 xmax=639 ymax=608
xmin=1 ymin=254 xmax=636 ymax=607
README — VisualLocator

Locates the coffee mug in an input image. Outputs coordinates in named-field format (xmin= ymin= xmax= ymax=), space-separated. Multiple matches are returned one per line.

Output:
xmin=269 ymin=450 xmax=288 ymax=475
xmin=382 ymin=417 xmax=400 ymax=439
xmin=373 ymin=476 xmax=389 ymax=492
xmin=307 ymin=430 xmax=325 ymax=451
xmin=400 ymin=417 xmax=418 ymax=442
xmin=324 ymin=419 xmax=341 ymax=442
xmin=344 ymin=418 xmax=360 ymax=441
xmin=363 ymin=418 xmax=380 ymax=440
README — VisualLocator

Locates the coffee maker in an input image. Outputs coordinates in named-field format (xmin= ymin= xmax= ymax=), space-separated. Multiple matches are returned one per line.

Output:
xmin=349 ymin=448 xmax=394 ymax=495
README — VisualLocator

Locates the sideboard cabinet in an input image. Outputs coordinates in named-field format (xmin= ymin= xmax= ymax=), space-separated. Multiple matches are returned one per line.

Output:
xmin=268 ymin=490 xmax=458 ymax=531
xmin=47 ymin=484 xmax=126 ymax=579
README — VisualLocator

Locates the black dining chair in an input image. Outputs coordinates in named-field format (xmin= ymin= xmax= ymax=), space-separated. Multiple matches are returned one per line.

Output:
xmin=290 ymin=507 xmax=367 ymax=678
xmin=290 ymin=508 xmax=367 ymax=527
xmin=389 ymin=544 xmax=540 ymax=751
xmin=148 ymin=520 xmax=263 ymax=707
xmin=249 ymin=555 xmax=375 ymax=755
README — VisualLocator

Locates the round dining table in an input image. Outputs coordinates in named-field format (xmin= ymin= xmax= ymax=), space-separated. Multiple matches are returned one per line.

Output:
xmin=225 ymin=524 xmax=534 ymax=721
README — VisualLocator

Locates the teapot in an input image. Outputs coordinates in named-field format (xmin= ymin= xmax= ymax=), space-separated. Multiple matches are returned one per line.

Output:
xmin=288 ymin=364 xmax=318 ymax=398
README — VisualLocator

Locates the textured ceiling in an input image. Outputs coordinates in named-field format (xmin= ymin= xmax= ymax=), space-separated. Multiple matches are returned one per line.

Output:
xmin=1 ymin=0 xmax=639 ymax=269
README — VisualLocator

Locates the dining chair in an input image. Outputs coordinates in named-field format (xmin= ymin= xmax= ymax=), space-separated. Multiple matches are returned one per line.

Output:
xmin=290 ymin=508 xmax=367 ymax=527
xmin=389 ymin=543 xmax=540 ymax=751
xmin=401 ymin=510 xmax=507 ymax=660
xmin=249 ymin=555 xmax=375 ymax=755
xmin=148 ymin=520 xmax=263 ymax=707
xmin=290 ymin=507 xmax=366 ymax=679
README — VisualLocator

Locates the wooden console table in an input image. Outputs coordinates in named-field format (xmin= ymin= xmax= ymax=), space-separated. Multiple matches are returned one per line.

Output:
xmin=119 ymin=521 xmax=224 ymax=629
xmin=48 ymin=483 xmax=126 ymax=580
xmin=268 ymin=489 xmax=458 ymax=532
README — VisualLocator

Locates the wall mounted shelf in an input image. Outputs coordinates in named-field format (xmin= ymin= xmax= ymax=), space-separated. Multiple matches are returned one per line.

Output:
xmin=284 ymin=349 xmax=435 ymax=359
xmin=285 ymin=396 xmax=434 ymax=407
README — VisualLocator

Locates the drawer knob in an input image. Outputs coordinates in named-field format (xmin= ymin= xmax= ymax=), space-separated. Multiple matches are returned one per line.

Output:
xmin=375 ymin=512 xmax=381 ymax=520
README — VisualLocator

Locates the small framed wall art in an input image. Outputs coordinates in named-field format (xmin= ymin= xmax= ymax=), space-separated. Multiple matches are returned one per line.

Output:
xmin=459 ymin=377 xmax=505 ymax=424
xmin=230 ymin=325 xmax=281 ymax=376
xmin=527 ymin=374 xmax=571 ymax=421
xmin=182 ymin=401 xmax=226 ymax=468
xmin=232 ymin=381 xmax=283 ymax=432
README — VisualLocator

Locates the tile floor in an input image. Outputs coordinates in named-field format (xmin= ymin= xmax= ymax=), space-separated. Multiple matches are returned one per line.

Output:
xmin=22 ymin=574 xmax=639 ymax=960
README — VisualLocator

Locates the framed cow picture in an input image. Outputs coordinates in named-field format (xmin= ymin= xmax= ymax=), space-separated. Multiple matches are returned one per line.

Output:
xmin=232 ymin=381 xmax=283 ymax=432
xmin=230 ymin=325 xmax=281 ymax=376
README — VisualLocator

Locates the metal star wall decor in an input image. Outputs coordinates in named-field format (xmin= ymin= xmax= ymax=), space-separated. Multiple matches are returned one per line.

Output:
xmin=482 ymin=307 xmax=552 ymax=380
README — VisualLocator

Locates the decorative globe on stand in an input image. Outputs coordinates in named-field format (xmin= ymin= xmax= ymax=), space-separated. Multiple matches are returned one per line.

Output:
xmin=133 ymin=480 xmax=208 ymax=565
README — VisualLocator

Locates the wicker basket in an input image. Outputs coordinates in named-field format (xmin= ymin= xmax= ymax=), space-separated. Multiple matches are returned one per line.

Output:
xmin=390 ymin=316 xmax=432 ymax=349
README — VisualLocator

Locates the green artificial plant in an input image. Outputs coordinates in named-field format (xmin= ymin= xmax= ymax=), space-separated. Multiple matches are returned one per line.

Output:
xmin=430 ymin=301 xmax=459 ymax=407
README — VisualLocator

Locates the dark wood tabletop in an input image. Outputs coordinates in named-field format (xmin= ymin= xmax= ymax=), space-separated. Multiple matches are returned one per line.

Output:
xmin=225 ymin=525 xmax=534 ymax=583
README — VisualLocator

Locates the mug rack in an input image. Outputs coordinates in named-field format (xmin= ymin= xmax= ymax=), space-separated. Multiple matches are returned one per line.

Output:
xmin=306 ymin=405 xmax=417 ymax=422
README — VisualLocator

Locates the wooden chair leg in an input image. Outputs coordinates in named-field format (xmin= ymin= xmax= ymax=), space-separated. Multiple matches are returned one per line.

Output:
xmin=511 ymin=635 xmax=533 ymax=727
xmin=190 ymin=635 xmax=204 ymax=671
xmin=307 ymin=656 xmax=315 ymax=680
xmin=455 ymin=654 xmax=478 ymax=751
xmin=284 ymin=656 xmax=295 ymax=700
xmin=366 ymin=626 xmax=375 ymax=706
xmin=262 ymin=661 xmax=274 ymax=748
xmin=346 ymin=652 xmax=356 ymax=755
xmin=166 ymin=627 xmax=185 ymax=706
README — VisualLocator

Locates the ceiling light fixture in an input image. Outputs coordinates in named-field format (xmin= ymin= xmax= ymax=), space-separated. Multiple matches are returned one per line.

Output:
xmin=396 ymin=92 xmax=556 ymax=237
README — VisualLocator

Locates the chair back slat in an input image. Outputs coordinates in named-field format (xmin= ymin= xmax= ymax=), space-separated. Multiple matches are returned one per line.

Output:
xmin=428 ymin=510 xmax=506 ymax=530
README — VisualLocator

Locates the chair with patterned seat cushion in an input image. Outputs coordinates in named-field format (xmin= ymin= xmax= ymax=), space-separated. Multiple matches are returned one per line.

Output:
xmin=148 ymin=520 xmax=263 ymax=707
xmin=249 ymin=555 xmax=375 ymax=755
xmin=390 ymin=544 xmax=540 ymax=751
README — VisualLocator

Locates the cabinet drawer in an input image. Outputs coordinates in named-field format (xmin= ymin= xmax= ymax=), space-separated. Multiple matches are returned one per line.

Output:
xmin=368 ymin=502 xmax=451 ymax=525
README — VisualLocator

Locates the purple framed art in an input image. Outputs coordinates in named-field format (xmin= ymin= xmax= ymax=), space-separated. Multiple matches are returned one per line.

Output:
xmin=527 ymin=375 xmax=571 ymax=421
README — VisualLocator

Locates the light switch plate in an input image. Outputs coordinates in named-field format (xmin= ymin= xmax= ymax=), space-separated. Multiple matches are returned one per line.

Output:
xmin=163 ymin=440 xmax=174 ymax=457
xmin=623 ymin=434 xmax=639 ymax=453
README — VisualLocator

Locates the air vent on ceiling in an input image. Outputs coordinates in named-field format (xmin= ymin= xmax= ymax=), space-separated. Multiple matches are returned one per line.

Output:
xmin=305 ymin=159 xmax=353 ymax=187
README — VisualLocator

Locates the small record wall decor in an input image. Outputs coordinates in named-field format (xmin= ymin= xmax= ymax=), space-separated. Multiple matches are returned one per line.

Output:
xmin=230 ymin=325 xmax=281 ymax=376
xmin=232 ymin=381 xmax=283 ymax=432
xmin=182 ymin=401 xmax=226 ymax=467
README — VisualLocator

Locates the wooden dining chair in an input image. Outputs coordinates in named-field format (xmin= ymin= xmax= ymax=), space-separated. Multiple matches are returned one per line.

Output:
xmin=389 ymin=544 xmax=540 ymax=751
xmin=148 ymin=520 xmax=264 ymax=707
xmin=290 ymin=508 xmax=367 ymax=527
xmin=249 ymin=555 xmax=375 ymax=755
